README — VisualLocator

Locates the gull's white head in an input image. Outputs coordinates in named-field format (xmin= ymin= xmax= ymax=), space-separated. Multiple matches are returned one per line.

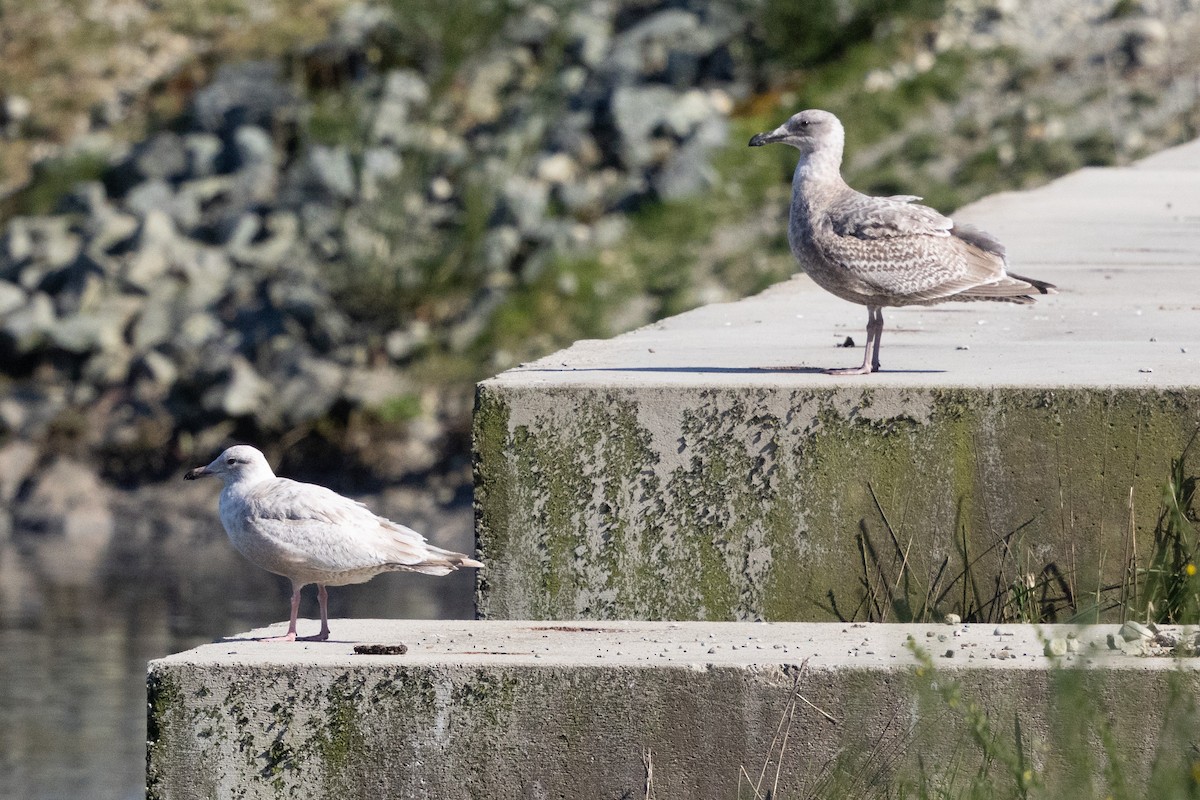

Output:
xmin=185 ymin=444 xmax=275 ymax=485
xmin=748 ymin=109 xmax=844 ymax=156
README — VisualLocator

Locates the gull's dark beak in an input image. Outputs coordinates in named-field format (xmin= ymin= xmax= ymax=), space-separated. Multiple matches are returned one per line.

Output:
xmin=184 ymin=466 xmax=211 ymax=480
xmin=749 ymin=131 xmax=781 ymax=147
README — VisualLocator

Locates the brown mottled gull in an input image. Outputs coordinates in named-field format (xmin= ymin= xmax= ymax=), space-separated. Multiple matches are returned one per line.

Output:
xmin=749 ymin=109 xmax=1056 ymax=374
xmin=185 ymin=444 xmax=482 ymax=642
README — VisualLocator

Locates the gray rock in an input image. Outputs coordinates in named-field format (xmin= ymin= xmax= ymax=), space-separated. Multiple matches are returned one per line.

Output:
xmin=84 ymin=208 xmax=139 ymax=254
xmin=505 ymin=4 xmax=558 ymax=46
xmin=654 ymin=137 xmax=719 ymax=199
xmin=26 ymin=216 xmax=80 ymax=274
xmin=297 ymin=145 xmax=357 ymax=201
xmin=342 ymin=365 xmax=412 ymax=408
xmin=606 ymin=10 xmax=711 ymax=82
xmin=1 ymin=94 xmax=31 ymax=136
xmin=610 ymin=85 xmax=679 ymax=167
xmin=1 ymin=217 xmax=34 ymax=270
xmin=328 ymin=3 xmax=395 ymax=47
xmin=0 ymin=382 xmax=67 ymax=438
xmin=123 ymin=209 xmax=177 ymax=289
xmin=0 ymin=281 xmax=25 ymax=316
xmin=483 ymin=225 xmax=521 ymax=272
xmin=298 ymin=202 xmax=342 ymax=256
xmin=125 ymin=180 xmax=201 ymax=230
xmin=191 ymin=61 xmax=298 ymax=134
xmin=131 ymin=132 xmax=189 ymax=182
xmin=1121 ymin=18 xmax=1169 ymax=69
xmin=566 ymin=10 xmax=611 ymax=69
xmin=184 ymin=133 xmax=224 ymax=178
xmin=360 ymin=147 xmax=402 ymax=202
xmin=130 ymin=250 xmax=228 ymax=351
xmin=0 ymin=291 xmax=55 ymax=353
xmin=278 ymin=356 xmax=345 ymax=424
xmin=80 ymin=343 xmax=135 ymax=386
xmin=175 ymin=175 xmax=234 ymax=208
xmin=1119 ymin=620 xmax=1153 ymax=641
xmin=231 ymin=125 xmax=277 ymax=171
xmin=0 ymin=441 xmax=38 ymax=504
xmin=130 ymin=285 xmax=181 ymax=351
xmin=267 ymin=280 xmax=327 ymax=327
xmin=500 ymin=176 xmax=549 ymax=233
xmin=230 ymin=210 xmax=298 ymax=267
xmin=135 ymin=349 xmax=178 ymax=391
xmin=125 ymin=180 xmax=174 ymax=217
xmin=371 ymin=69 xmax=429 ymax=146
xmin=173 ymin=311 xmax=224 ymax=351
xmin=662 ymin=90 xmax=719 ymax=139
xmin=59 ymin=181 xmax=110 ymax=217
xmin=48 ymin=307 xmax=129 ymax=355
xmin=202 ymin=355 xmax=268 ymax=417
xmin=1044 ymin=637 xmax=1069 ymax=657
xmin=215 ymin=212 xmax=260 ymax=248
xmin=384 ymin=320 xmax=431 ymax=361
xmin=178 ymin=248 xmax=232 ymax=308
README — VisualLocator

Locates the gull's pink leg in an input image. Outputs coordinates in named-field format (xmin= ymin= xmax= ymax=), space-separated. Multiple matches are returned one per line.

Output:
xmin=826 ymin=305 xmax=880 ymax=376
xmin=296 ymin=584 xmax=331 ymax=642
xmin=262 ymin=583 xmax=302 ymax=642
xmin=870 ymin=307 xmax=884 ymax=372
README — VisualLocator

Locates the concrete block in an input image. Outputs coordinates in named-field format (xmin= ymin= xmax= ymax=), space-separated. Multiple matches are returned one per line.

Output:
xmin=147 ymin=620 xmax=1200 ymax=799
xmin=473 ymin=141 xmax=1200 ymax=623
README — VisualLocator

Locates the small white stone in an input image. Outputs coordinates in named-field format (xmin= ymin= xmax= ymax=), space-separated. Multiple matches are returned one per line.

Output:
xmin=1044 ymin=638 xmax=1069 ymax=657
xmin=1120 ymin=621 xmax=1153 ymax=641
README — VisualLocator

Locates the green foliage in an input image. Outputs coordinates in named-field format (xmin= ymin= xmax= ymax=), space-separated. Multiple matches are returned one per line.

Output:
xmin=482 ymin=254 xmax=621 ymax=362
xmin=307 ymin=91 xmax=368 ymax=150
xmin=369 ymin=393 xmax=423 ymax=425
xmin=896 ymin=641 xmax=1200 ymax=800
xmin=1140 ymin=430 xmax=1200 ymax=624
xmin=850 ymin=434 xmax=1200 ymax=627
xmin=760 ymin=0 xmax=945 ymax=69
xmin=382 ymin=0 xmax=513 ymax=88
xmin=13 ymin=151 xmax=109 ymax=216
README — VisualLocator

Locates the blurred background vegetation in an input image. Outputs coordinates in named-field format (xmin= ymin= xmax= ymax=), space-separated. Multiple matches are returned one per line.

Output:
xmin=5 ymin=0 xmax=1197 ymax=487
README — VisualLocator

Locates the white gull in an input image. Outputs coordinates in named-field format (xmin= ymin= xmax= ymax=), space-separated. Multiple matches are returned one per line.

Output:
xmin=185 ymin=444 xmax=482 ymax=641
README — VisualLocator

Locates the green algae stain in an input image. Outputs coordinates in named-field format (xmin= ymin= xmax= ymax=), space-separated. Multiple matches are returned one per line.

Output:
xmin=476 ymin=381 xmax=1200 ymax=622
xmin=315 ymin=675 xmax=369 ymax=793
xmin=145 ymin=669 xmax=183 ymax=800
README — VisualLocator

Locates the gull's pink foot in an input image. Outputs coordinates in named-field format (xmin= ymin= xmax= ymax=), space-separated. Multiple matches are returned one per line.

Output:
xmin=824 ymin=364 xmax=875 ymax=376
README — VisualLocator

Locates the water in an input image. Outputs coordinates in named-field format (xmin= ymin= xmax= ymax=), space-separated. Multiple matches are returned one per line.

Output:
xmin=0 ymin=495 xmax=474 ymax=800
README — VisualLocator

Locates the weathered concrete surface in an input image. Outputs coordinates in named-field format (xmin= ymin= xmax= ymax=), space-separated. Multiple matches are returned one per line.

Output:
xmin=148 ymin=620 xmax=1200 ymax=799
xmin=474 ymin=139 xmax=1200 ymax=622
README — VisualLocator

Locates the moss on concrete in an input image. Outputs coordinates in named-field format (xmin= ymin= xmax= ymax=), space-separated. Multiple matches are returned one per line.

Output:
xmin=147 ymin=634 xmax=1200 ymax=799
xmin=475 ymin=382 xmax=1200 ymax=622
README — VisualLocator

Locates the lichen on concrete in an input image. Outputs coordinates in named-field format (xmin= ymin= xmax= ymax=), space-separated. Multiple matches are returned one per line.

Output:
xmin=146 ymin=621 xmax=1200 ymax=799
xmin=475 ymin=381 xmax=1200 ymax=622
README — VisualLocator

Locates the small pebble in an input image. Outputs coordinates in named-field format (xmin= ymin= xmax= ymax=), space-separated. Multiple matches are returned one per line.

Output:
xmin=1044 ymin=638 xmax=1069 ymax=657
xmin=1119 ymin=621 xmax=1153 ymax=642
xmin=944 ymin=613 xmax=961 ymax=625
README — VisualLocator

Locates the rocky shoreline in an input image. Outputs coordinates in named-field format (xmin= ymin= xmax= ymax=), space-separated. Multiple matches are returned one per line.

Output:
xmin=1 ymin=0 xmax=1198 ymax=624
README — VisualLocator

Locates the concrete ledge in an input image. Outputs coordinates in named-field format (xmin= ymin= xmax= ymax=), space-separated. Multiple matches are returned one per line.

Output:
xmin=148 ymin=620 xmax=1200 ymax=799
xmin=473 ymin=141 xmax=1200 ymax=622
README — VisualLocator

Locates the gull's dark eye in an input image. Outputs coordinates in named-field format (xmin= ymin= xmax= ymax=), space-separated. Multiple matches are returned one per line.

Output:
xmin=227 ymin=458 xmax=237 ymax=465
